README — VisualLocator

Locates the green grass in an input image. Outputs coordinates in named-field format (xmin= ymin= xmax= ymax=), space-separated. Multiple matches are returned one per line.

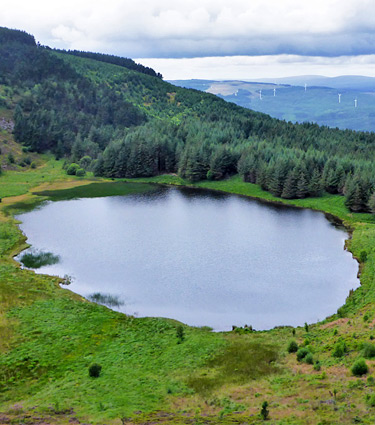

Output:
xmin=3 ymin=164 xmax=375 ymax=423
xmin=0 ymin=157 xmax=69 ymax=198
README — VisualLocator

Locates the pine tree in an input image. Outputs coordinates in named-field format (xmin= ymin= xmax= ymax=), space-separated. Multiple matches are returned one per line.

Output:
xmin=296 ymin=172 xmax=309 ymax=199
xmin=368 ymin=192 xmax=375 ymax=214
xmin=309 ymin=168 xmax=323 ymax=197
xmin=281 ymin=169 xmax=297 ymax=199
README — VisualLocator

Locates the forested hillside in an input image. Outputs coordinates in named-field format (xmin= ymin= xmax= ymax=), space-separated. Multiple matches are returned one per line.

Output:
xmin=1 ymin=27 xmax=375 ymax=213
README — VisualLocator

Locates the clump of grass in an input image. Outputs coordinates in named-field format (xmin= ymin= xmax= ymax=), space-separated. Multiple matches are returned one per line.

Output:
xmin=88 ymin=292 xmax=124 ymax=308
xmin=20 ymin=249 xmax=60 ymax=269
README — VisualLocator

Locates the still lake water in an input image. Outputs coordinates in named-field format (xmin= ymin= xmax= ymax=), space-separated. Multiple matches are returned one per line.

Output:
xmin=16 ymin=185 xmax=359 ymax=330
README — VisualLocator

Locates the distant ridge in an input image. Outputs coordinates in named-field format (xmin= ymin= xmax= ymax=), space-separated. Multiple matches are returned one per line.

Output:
xmin=251 ymin=75 xmax=375 ymax=91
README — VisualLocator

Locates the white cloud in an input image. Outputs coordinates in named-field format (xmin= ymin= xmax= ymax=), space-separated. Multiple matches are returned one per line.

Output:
xmin=1 ymin=0 xmax=375 ymax=58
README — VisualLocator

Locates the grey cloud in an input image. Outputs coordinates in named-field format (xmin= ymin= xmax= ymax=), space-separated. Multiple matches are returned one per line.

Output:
xmin=2 ymin=0 xmax=375 ymax=58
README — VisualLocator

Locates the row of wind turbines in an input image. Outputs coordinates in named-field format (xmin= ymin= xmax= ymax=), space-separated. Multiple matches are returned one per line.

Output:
xmin=250 ymin=84 xmax=359 ymax=107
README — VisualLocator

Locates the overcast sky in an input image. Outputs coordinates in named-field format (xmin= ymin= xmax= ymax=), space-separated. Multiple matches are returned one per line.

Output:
xmin=2 ymin=0 xmax=375 ymax=79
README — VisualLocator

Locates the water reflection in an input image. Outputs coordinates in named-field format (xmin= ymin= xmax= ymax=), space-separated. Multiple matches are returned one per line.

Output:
xmin=16 ymin=186 xmax=359 ymax=331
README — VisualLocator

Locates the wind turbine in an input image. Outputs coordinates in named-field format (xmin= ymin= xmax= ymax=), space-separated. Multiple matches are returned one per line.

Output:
xmin=354 ymin=98 xmax=358 ymax=108
xmin=338 ymin=93 xmax=341 ymax=104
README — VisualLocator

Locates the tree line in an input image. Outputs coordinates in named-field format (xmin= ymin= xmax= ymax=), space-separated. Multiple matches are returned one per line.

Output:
xmin=1 ymin=27 xmax=375 ymax=213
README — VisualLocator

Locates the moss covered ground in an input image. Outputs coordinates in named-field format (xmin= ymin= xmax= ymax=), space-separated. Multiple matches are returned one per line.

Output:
xmin=2 ymin=161 xmax=375 ymax=424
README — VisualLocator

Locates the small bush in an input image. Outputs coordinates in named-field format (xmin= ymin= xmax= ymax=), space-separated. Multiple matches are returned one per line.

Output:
xmin=76 ymin=168 xmax=86 ymax=177
xmin=89 ymin=363 xmax=102 ymax=378
xmin=287 ymin=340 xmax=298 ymax=353
xmin=351 ymin=358 xmax=368 ymax=377
xmin=176 ymin=325 xmax=185 ymax=343
xmin=305 ymin=353 xmax=314 ymax=365
xmin=314 ymin=360 xmax=321 ymax=371
xmin=7 ymin=152 xmax=15 ymax=163
xmin=260 ymin=401 xmax=269 ymax=420
xmin=332 ymin=341 xmax=347 ymax=358
xmin=304 ymin=322 xmax=309 ymax=332
xmin=359 ymin=250 xmax=368 ymax=263
xmin=66 ymin=163 xmax=80 ymax=175
xmin=296 ymin=347 xmax=310 ymax=362
xmin=30 ymin=162 xmax=36 ymax=169
xmin=367 ymin=376 xmax=375 ymax=386
xmin=362 ymin=343 xmax=375 ymax=359
xmin=79 ymin=155 xmax=92 ymax=169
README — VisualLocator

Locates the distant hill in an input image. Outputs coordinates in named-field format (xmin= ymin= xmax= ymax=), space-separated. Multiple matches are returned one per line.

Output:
xmin=169 ymin=78 xmax=375 ymax=132
xmin=252 ymin=75 xmax=375 ymax=91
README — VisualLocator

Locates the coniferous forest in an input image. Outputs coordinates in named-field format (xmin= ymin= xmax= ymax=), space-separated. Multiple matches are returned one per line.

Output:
xmin=2 ymin=27 xmax=375 ymax=213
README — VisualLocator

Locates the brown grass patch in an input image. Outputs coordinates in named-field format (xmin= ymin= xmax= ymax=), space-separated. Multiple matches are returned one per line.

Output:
xmin=320 ymin=318 xmax=349 ymax=329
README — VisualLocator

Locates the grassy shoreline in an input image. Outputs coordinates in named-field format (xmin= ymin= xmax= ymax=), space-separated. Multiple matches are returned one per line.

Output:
xmin=2 ymin=162 xmax=375 ymax=424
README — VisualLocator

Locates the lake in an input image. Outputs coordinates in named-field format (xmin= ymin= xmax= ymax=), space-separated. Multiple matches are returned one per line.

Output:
xmin=16 ymin=184 xmax=359 ymax=331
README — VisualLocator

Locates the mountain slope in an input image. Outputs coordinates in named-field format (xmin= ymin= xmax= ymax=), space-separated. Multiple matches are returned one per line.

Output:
xmin=1 ymin=27 xmax=375 ymax=211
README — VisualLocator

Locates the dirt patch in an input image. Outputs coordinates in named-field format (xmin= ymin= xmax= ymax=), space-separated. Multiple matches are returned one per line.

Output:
xmin=320 ymin=318 xmax=349 ymax=329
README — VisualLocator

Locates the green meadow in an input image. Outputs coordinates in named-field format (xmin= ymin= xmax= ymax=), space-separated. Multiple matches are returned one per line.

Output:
xmin=1 ymin=160 xmax=375 ymax=424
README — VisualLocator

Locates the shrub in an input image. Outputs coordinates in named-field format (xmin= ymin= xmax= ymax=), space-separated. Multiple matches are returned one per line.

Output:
xmin=287 ymin=340 xmax=298 ymax=353
xmin=304 ymin=322 xmax=309 ymax=332
xmin=332 ymin=341 xmax=347 ymax=358
xmin=89 ymin=363 xmax=102 ymax=378
xmin=30 ymin=162 xmax=36 ymax=169
xmin=296 ymin=347 xmax=310 ymax=362
xmin=79 ymin=155 xmax=92 ymax=169
xmin=260 ymin=401 xmax=269 ymax=420
xmin=362 ymin=343 xmax=375 ymax=359
xmin=176 ymin=325 xmax=185 ymax=343
xmin=351 ymin=358 xmax=368 ymax=377
xmin=314 ymin=360 xmax=321 ymax=371
xmin=305 ymin=353 xmax=314 ymax=365
xmin=359 ymin=250 xmax=368 ymax=263
xmin=76 ymin=168 xmax=86 ymax=177
xmin=7 ymin=152 xmax=14 ymax=163
xmin=66 ymin=163 xmax=80 ymax=175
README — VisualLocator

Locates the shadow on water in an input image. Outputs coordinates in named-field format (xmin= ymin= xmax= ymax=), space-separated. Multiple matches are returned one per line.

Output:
xmin=33 ymin=181 xmax=157 ymax=201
